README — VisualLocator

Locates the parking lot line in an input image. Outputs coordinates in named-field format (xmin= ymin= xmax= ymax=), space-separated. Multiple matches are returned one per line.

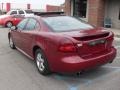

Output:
xmin=69 ymin=86 xmax=77 ymax=90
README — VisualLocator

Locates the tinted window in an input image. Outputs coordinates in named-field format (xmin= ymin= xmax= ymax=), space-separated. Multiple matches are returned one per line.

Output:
xmin=25 ymin=19 xmax=37 ymax=30
xmin=17 ymin=18 xmax=28 ymax=30
xmin=19 ymin=10 xmax=24 ymax=14
xmin=10 ymin=11 xmax=17 ymax=15
xmin=43 ymin=16 xmax=94 ymax=32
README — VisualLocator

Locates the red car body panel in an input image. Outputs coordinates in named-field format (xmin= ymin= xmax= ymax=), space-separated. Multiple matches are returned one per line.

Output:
xmin=0 ymin=15 xmax=24 ymax=27
xmin=9 ymin=16 xmax=116 ymax=73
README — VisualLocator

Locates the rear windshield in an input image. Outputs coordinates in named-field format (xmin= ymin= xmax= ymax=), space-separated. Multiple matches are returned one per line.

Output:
xmin=43 ymin=16 xmax=94 ymax=32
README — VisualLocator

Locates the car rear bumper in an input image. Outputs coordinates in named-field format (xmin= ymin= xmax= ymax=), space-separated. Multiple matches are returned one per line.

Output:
xmin=53 ymin=47 xmax=116 ymax=73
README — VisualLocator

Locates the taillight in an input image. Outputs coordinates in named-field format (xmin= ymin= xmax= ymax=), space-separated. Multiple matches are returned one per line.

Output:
xmin=59 ymin=44 xmax=76 ymax=52
xmin=58 ymin=38 xmax=77 ymax=52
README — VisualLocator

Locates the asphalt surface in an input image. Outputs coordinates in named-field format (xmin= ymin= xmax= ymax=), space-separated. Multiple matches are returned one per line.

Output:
xmin=0 ymin=27 xmax=120 ymax=90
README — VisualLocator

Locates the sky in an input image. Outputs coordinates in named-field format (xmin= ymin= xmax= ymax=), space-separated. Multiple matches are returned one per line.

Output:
xmin=0 ymin=0 xmax=65 ymax=9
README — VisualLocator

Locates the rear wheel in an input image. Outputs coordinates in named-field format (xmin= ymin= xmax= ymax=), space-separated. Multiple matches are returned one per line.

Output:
xmin=35 ymin=49 xmax=51 ymax=75
xmin=6 ymin=21 xmax=13 ymax=28
xmin=9 ymin=36 xmax=16 ymax=49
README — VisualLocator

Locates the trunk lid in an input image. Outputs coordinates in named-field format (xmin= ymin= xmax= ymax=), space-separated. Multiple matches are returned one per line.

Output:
xmin=58 ymin=28 xmax=113 ymax=58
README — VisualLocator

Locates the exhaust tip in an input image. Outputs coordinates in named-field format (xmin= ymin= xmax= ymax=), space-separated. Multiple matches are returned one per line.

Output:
xmin=109 ymin=60 xmax=113 ymax=63
xmin=76 ymin=71 xmax=84 ymax=76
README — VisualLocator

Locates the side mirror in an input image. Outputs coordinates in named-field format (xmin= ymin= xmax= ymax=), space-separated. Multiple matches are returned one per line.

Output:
xmin=10 ymin=26 xmax=17 ymax=30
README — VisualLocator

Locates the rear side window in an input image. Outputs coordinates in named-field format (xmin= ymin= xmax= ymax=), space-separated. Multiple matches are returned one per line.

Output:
xmin=19 ymin=10 xmax=24 ymax=14
xmin=17 ymin=18 xmax=28 ymax=30
xmin=10 ymin=11 xmax=17 ymax=15
xmin=25 ymin=19 xmax=37 ymax=30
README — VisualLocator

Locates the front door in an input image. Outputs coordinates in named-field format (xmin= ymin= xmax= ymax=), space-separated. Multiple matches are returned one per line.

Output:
xmin=12 ymin=18 xmax=29 ymax=49
xmin=19 ymin=18 xmax=40 ymax=57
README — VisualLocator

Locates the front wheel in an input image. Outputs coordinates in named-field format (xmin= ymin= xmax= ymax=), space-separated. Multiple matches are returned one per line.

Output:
xmin=35 ymin=49 xmax=51 ymax=75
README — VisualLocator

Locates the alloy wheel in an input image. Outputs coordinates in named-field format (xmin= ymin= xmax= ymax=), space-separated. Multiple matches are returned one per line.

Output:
xmin=6 ymin=22 xmax=12 ymax=28
xmin=36 ymin=53 xmax=45 ymax=72
xmin=9 ymin=36 xmax=15 ymax=49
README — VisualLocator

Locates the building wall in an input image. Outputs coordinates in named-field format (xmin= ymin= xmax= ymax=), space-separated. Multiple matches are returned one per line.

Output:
xmin=65 ymin=0 xmax=105 ymax=27
xmin=65 ymin=0 xmax=71 ymax=15
xmin=88 ymin=0 xmax=105 ymax=27
xmin=105 ymin=0 xmax=120 ymax=29
xmin=46 ymin=5 xmax=64 ymax=12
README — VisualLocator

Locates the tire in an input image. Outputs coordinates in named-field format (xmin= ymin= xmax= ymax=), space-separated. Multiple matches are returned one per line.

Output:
xmin=35 ymin=49 xmax=51 ymax=75
xmin=9 ymin=36 xmax=16 ymax=49
xmin=6 ymin=21 xmax=13 ymax=28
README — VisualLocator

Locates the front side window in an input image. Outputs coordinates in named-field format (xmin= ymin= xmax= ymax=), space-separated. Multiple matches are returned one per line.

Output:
xmin=25 ymin=19 xmax=37 ymax=30
xmin=73 ymin=0 xmax=87 ymax=18
xmin=10 ymin=11 xmax=17 ymax=15
xmin=17 ymin=18 xmax=29 ymax=30
xmin=43 ymin=16 xmax=93 ymax=32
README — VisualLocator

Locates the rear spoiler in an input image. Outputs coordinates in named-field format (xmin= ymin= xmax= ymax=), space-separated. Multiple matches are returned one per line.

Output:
xmin=33 ymin=11 xmax=64 ymax=16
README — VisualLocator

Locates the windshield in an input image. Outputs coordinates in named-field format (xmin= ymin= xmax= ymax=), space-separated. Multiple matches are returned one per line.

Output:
xmin=43 ymin=16 xmax=94 ymax=32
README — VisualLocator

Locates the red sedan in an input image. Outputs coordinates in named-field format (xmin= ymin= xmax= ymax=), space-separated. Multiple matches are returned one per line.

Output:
xmin=0 ymin=15 xmax=24 ymax=27
xmin=8 ymin=14 xmax=116 ymax=75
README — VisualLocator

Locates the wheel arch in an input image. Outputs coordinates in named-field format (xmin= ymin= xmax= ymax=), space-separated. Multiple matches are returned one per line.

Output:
xmin=32 ymin=45 xmax=42 ymax=59
xmin=5 ymin=21 xmax=13 ymax=27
